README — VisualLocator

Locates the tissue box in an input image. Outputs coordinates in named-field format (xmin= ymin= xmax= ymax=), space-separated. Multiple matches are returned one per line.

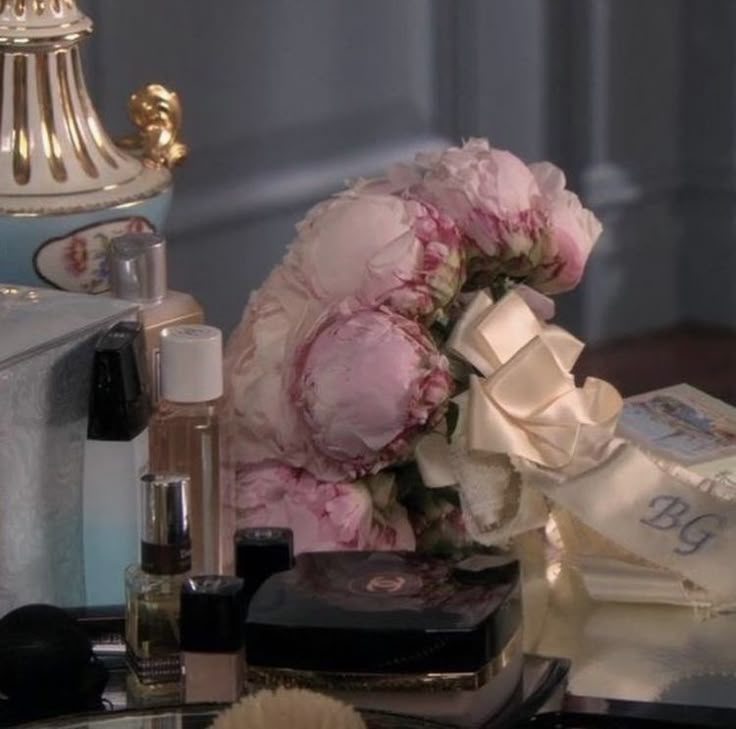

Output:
xmin=0 ymin=285 xmax=136 ymax=615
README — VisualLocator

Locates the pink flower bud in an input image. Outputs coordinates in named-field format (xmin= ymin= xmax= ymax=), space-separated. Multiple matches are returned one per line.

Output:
xmin=388 ymin=138 xmax=601 ymax=295
xmin=527 ymin=161 xmax=603 ymax=293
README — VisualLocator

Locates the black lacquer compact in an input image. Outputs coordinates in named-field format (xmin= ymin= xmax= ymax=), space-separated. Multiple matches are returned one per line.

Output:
xmin=245 ymin=550 xmax=522 ymax=727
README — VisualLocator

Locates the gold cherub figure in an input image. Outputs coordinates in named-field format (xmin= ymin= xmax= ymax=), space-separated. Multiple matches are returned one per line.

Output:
xmin=118 ymin=83 xmax=188 ymax=169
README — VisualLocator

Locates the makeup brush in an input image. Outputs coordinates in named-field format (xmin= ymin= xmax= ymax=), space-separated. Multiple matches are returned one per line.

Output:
xmin=209 ymin=687 xmax=366 ymax=729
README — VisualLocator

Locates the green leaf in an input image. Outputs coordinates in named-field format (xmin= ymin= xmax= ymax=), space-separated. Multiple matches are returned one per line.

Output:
xmin=429 ymin=318 xmax=450 ymax=347
xmin=489 ymin=274 xmax=513 ymax=301
xmin=392 ymin=462 xmax=427 ymax=501
xmin=445 ymin=401 xmax=460 ymax=443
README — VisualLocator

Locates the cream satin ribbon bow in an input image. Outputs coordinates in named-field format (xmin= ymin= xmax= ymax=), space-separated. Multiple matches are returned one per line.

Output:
xmin=446 ymin=290 xmax=622 ymax=473
xmin=415 ymin=289 xmax=622 ymax=546
xmin=418 ymin=290 xmax=736 ymax=606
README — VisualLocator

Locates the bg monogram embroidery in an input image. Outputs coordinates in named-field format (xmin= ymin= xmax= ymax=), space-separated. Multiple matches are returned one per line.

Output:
xmin=640 ymin=495 xmax=726 ymax=555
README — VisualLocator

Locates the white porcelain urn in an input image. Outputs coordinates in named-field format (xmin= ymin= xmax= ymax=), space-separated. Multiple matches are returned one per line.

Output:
xmin=0 ymin=0 xmax=186 ymax=293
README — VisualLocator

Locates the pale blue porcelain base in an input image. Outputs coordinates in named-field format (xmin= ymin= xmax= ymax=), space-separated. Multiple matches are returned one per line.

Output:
xmin=0 ymin=187 xmax=172 ymax=293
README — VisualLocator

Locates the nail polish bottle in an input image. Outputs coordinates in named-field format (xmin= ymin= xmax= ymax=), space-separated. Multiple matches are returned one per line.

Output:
xmin=180 ymin=576 xmax=245 ymax=704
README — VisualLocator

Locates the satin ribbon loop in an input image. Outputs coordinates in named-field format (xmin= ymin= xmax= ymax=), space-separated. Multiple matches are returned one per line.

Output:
xmin=542 ymin=325 xmax=585 ymax=373
xmin=452 ymin=291 xmax=622 ymax=470
xmin=447 ymin=291 xmax=499 ymax=376
xmin=448 ymin=290 xmax=549 ymax=376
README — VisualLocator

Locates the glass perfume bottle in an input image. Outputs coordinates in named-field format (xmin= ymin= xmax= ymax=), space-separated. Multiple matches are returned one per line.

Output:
xmin=150 ymin=325 xmax=223 ymax=574
xmin=125 ymin=473 xmax=191 ymax=705
xmin=109 ymin=233 xmax=204 ymax=403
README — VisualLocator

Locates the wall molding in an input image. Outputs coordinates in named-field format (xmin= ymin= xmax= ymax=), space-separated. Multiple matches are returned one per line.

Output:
xmin=168 ymin=132 xmax=453 ymax=238
xmin=580 ymin=163 xmax=682 ymax=210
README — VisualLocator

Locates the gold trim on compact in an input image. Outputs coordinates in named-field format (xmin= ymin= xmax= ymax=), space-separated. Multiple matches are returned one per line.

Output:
xmin=247 ymin=630 xmax=522 ymax=693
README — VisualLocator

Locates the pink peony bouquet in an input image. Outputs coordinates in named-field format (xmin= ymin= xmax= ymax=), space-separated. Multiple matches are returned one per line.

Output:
xmin=223 ymin=138 xmax=603 ymax=557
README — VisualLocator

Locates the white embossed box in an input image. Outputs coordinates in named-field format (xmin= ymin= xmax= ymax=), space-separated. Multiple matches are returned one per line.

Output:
xmin=0 ymin=285 xmax=136 ymax=615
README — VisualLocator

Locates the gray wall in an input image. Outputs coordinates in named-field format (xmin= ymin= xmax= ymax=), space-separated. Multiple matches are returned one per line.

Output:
xmin=80 ymin=1 xmax=736 ymax=344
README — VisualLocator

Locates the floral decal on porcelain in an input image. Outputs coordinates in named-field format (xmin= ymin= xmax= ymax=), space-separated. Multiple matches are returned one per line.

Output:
xmin=34 ymin=216 xmax=154 ymax=294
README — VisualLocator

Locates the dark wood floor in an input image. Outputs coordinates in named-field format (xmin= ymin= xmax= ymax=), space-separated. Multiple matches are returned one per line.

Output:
xmin=573 ymin=324 xmax=736 ymax=406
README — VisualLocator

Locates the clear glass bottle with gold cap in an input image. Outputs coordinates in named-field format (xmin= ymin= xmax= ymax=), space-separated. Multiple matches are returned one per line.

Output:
xmin=125 ymin=473 xmax=192 ymax=705
xmin=150 ymin=325 xmax=223 ymax=575
xmin=109 ymin=233 xmax=204 ymax=403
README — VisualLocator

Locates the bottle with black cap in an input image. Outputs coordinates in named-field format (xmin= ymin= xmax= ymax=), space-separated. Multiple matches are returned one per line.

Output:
xmin=234 ymin=527 xmax=295 ymax=610
xmin=180 ymin=575 xmax=245 ymax=703
xmin=82 ymin=320 xmax=151 ymax=607
xmin=125 ymin=473 xmax=191 ymax=704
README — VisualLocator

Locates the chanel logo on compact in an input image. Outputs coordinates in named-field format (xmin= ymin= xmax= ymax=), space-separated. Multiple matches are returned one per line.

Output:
xmin=348 ymin=572 xmax=422 ymax=595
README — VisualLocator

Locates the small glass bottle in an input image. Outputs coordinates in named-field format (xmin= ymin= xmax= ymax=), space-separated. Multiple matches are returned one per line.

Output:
xmin=180 ymin=575 xmax=245 ymax=704
xmin=109 ymin=232 xmax=204 ymax=403
xmin=150 ymin=325 xmax=223 ymax=574
xmin=125 ymin=473 xmax=191 ymax=705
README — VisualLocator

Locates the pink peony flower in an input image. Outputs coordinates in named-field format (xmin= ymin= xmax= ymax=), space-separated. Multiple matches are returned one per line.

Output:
xmin=230 ymin=462 xmax=416 ymax=554
xmin=285 ymin=190 xmax=464 ymax=320
xmin=385 ymin=139 xmax=601 ymax=295
xmin=224 ymin=265 xmax=324 ymax=469
xmin=527 ymin=161 xmax=603 ymax=293
xmin=226 ymin=291 xmax=452 ymax=481
xmin=407 ymin=138 xmax=547 ymax=263
xmin=292 ymin=306 xmax=453 ymax=479
xmin=224 ymin=189 xmax=464 ymax=478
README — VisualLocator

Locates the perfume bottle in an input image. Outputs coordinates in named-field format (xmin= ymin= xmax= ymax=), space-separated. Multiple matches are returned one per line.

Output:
xmin=180 ymin=576 xmax=245 ymax=704
xmin=125 ymin=473 xmax=191 ymax=704
xmin=83 ymin=320 xmax=151 ymax=607
xmin=150 ymin=325 xmax=223 ymax=574
xmin=109 ymin=232 xmax=204 ymax=402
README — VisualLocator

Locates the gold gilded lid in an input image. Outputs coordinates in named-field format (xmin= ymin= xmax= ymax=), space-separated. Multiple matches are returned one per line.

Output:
xmin=0 ymin=0 xmax=91 ymax=45
xmin=0 ymin=0 xmax=186 ymax=213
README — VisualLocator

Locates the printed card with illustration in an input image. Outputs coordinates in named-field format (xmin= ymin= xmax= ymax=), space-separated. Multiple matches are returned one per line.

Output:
xmin=617 ymin=383 xmax=736 ymax=465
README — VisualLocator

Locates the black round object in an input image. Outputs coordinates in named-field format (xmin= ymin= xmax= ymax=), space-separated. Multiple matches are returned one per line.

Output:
xmin=0 ymin=603 xmax=101 ymax=702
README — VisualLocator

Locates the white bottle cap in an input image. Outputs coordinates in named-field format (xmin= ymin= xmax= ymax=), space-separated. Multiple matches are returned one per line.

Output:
xmin=160 ymin=325 xmax=223 ymax=403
